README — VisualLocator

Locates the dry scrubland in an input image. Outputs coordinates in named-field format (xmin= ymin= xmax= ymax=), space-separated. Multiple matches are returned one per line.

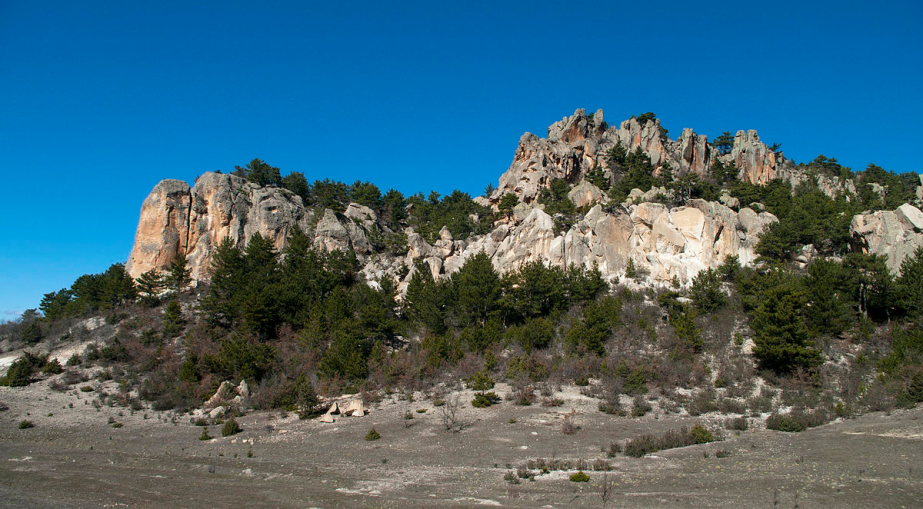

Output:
xmin=2 ymin=375 xmax=922 ymax=508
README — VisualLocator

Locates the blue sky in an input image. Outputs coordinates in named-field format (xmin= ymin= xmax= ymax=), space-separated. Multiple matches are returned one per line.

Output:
xmin=1 ymin=1 xmax=921 ymax=318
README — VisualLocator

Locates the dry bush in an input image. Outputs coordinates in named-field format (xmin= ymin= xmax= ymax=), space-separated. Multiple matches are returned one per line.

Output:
xmin=561 ymin=409 xmax=579 ymax=435
xmin=686 ymin=389 xmax=718 ymax=416
xmin=439 ymin=394 xmax=464 ymax=432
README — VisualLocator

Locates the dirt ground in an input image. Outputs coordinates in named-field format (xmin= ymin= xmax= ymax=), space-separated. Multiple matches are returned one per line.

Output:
xmin=1 ymin=378 xmax=922 ymax=508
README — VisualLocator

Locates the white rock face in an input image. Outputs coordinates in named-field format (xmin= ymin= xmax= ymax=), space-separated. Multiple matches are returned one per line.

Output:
xmin=127 ymin=110 xmax=921 ymax=290
xmin=851 ymin=203 xmax=923 ymax=273
xmin=489 ymin=109 xmax=797 ymax=208
xmin=126 ymin=172 xmax=373 ymax=280
xmin=408 ymin=200 xmax=776 ymax=285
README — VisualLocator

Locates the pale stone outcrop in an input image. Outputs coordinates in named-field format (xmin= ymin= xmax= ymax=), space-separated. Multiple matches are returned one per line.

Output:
xmin=318 ymin=397 xmax=368 ymax=423
xmin=127 ymin=109 xmax=914 ymax=290
xmin=126 ymin=172 xmax=374 ymax=280
xmin=851 ymin=203 xmax=923 ymax=273
xmin=408 ymin=200 xmax=776 ymax=284
xmin=567 ymin=181 xmax=608 ymax=208
xmin=205 ymin=380 xmax=250 ymax=410
xmin=489 ymin=109 xmax=797 ymax=207
xmin=125 ymin=179 xmax=193 ymax=277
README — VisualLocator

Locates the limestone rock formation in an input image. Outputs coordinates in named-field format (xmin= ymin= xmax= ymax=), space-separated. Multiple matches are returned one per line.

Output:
xmin=850 ymin=203 xmax=923 ymax=273
xmin=405 ymin=200 xmax=776 ymax=284
xmin=126 ymin=109 xmax=915 ymax=291
xmin=489 ymin=109 xmax=795 ymax=208
xmin=126 ymin=172 xmax=372 ymax=280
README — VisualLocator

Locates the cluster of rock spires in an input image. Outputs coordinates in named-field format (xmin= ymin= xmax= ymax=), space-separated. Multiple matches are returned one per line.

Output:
xmin=489 ymin=109 xmax=796 ymax=205
xmin=126 ymin=109 xmax=923 ymax=289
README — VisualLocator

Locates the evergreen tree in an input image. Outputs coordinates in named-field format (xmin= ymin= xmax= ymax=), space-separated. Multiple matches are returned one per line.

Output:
xmin=689 ymin=268 xmax=727 ymax=314
xmin=404 ymin=261 xmax=447 ymax=333
xmin=381 ymin=189 xmax=406 ymax=229
xmin=896 ymin=247 xmax=923 ymax=319
xmin=713 ymin=131 xmax=735 ymax=155
xmin=498 ymin=193 xmax=519 ymax=217
xmin=235 ymin=158 xmax=282 ymax=187
xmin=136 ymin=269 xmax=165 ymax=306
xmin=750 ymin=275 xmax=822 ymax=373
xmin=201 ymin=238 xmax=246 ymax=327
xmin=282 ymin=171 xmax=312 ymax=204
xmin=350 ymin=181 xmax=383 ymax=211
xmin=450 ymin=252 xmax=501 ymax=326
xmin=166 ymin=253 xmax=191 ymax=293
xmin=162 ymin=299 xmax=185 ymax=338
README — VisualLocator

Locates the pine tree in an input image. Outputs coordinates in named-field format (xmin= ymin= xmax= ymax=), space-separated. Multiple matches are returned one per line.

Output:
xmin=451 ymin=252 xmax=501 ymax=326
xmin=896 ymin=247 xmax=923 ymax=319
xmin=201 ymin=237 xmax=245 ymax=327
xmin=163 ymin=299 xmax=185 ymax=338
xmin=404 ymin=261 xmax=447 ymax=333
xmin=136 ymin=269 xmax=165 ymax=306
xmin=713 ymin=131 xmax=735 ymax=155
xmin=751 ymin=277 xmax=821 ymax=373
xmin=166 ymin=254 xmax=191 ymax=293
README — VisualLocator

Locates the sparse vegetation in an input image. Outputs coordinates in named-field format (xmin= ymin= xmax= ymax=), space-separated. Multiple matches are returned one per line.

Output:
xmin=623 ymin=424 xmax=717 ymax=457
xmin=570 ymin=471 xmax=590 ymax=482
xmin=221 ymin=417 xmax=242 ymax=437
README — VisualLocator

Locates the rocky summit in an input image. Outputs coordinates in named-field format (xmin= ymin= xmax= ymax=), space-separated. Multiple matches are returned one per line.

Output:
xmin=126 ymin=109 xmax=923 ymax=287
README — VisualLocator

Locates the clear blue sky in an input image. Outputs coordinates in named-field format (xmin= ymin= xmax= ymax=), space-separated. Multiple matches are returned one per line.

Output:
xmin=1 ymin=1 xmax=921 ymax=319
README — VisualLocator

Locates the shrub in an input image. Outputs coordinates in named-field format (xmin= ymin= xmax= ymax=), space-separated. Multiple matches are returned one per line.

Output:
xmin=466 ymin=371 xmax=495 ymax=391
xmin=80 ymin=385 xmax=94 ymax=392
xmin=766 ymin=413 xmax=806 ymax=432
xmin=690 ymin=424 xmax=714 ymax=444
xmin=365 ymin=427 xmax=381 ymax=441
xmin=765 ymin=409 xmax=831 ymax=433
xmin=1 ymin=352 xmax=49 ymax=387
xmin=725 ymin=417 xmax=749 ymax=431
xmin=199 ymin=428 xmax=213 ymax=440
xmin=471 ymin=391 xmax=501 ymax=408
xmin=570 ymin=471 xmax=590 ymax=482
xmin=631 ymin=395 xmax=652 ymax=417
xmin=42 ymin=359 xmax=63 ymax=375
xmin=18 ymin=420 xmax=34 ymax=429
xmin=65 ymin=354 xmax=82 ymax=367
xmin=222 ymin=417 xmax=242 ymax=437
xmin=624 ymin=425 xmax=717 ymax=457
xmin=541 ymin=396 xmax=564 ymax=407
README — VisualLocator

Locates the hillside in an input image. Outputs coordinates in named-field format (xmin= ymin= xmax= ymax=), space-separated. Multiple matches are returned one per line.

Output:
xmin=2 ymin=109 xmax=923 ymax=507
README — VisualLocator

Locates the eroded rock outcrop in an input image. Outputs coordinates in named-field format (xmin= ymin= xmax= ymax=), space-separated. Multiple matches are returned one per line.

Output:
xmin=490 ymin=109 xmax=794 ymax=208
xmin=406 ymin=200 xmax=776 ymax=284
xmin=128 ymin=109 xmax=917 ymax=290
xmin=126 ymin=172 xmax=372 ymax=280
xmin=851 ymin=203 xmax=923 ymax=273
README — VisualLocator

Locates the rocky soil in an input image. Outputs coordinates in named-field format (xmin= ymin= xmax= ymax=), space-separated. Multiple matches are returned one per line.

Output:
xmin=2 ymin=376 xmax=922 ymax=508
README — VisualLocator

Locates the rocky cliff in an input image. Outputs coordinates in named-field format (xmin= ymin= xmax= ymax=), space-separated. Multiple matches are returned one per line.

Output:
xmin=126 ymin=172 xmax=374 ymax=281
xmin=850 ymin=203 xmax=923 ymax=273
xmin=490 ymin=109 xmax=795 ymax=205
xmin=406 ymin=200 xmax=775 ymax=285
xmin=125 ymin=109 xmax=920 ymax=288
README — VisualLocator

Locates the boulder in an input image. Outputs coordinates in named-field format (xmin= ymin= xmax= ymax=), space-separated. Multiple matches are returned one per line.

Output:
xmin=205 ymin=381 xmax=236 ymax=409
xmin=205 ymin=380 xmax=251 ymax=410
xmin=340 ymin=398 xmax=368 ymax=417
xmin=567 ymin=181 xmax=608 ymax=208
xmin=851 ymin=204 xmax=923 ymax=273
